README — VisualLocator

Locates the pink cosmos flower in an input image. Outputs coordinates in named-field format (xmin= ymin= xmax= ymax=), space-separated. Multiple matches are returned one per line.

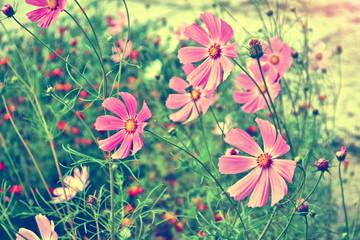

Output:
xmin=16 ymin=214 xmax=58 ymax=240
xmin=108 ymin=11 xmax=126 ymax=35
xmin=233 ymin=63 xmax=281 ymax=114
xmin=94 ymin=92 xmax=152 ymax=159
xmin=309 ymin=41 xmax=332 ymax=72
xmin=218 ymin=118 xmax=297 ymax=208
xmin=53 ymin=166 xmax=89 ymax=202
xmin=111 ymin=39 xmax=133 ymax=63
xmin=258 ymin=37 xmax=293 ymax=78
xmin=26 ymin=0 xmax=67 ymax=29
xmin=178 ymin=12 xmax=237 ymax=90
xmin=166 ymin=64 xmax=216 ymax=124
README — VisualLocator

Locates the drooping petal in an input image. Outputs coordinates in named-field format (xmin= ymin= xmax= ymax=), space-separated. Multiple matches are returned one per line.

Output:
xmin=119 ymin=92 xmax=137 ymax=119
xmin=221 ymin=42 xmax=237 ymax=59
xmin=205 ymin=58 xmax=222 ymax=90
xmin=38 ymin=10 xmax=56 ymax=28
xmin=184 ymin=23 xmax=212 ymax=47
xmin=132 ymin=131 xmax=144 ymax=155
xmin=112 ymin=133 xmax=133 ymax=159
xmin=183 ymin=105 xmax=199 ymax=124
xmin=169 ymin=77 xmax=188 ymax=93
xmin=187 ymin=57 xmax=212 ymax=87
xmin=25 ymin=0 xmax=48 ymax=7
xmin=268 ymin=167 xmax=288 ymax=206
xmin=178 ymin=47 xmax=209 ymax=64
xmin=169 ymin=102 xmax=193 ymax=122
xmin=255 ymin=118 xmax=276 ymax=154
xmin=227 ymin=167 xmax=262 ymax=201
xmin=94 ymin=115 xmax=124 ymax=131
xmin=16 ymin=228 xmax=40 ymax=240
xmin=200 ymin=12 xmax=220 ymax=43
xmin=248 ymin=168 xmax=270 ymax=207
xmin=26 ymin=7 xmax=49 ymax=22
xmin=98 ymin=130 xmax=127 ymax=152
xmin=166 ymin=94 xmax=191 ymax=109
xmin=219 ymin=19 xmax=234 ymax=46
xmin=219 ymin=55 xmax=234 ymax=81
xmin=224 ymin=128 xmax=263 ymax=156
xmin=102 ymin=97 xmax=128 ymax=120
xmin=136 ymin=101 xmax=152 ymax=123
xmin=36 ymin=214 xmax=51 ymax=240
xmin=271 ymin=159 xmax=296 ymax=183
xmin=218 ymin=155 xmax=257 ymax=174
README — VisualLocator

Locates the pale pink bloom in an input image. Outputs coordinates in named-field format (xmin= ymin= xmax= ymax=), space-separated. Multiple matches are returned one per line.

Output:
xmin=178 ymin=12 xmax=237 ymax=90
xmin=111 ymin=39 xmax=133 ymax=63
xmin=309 ymin=41 xmax=332 ymax=72
xmin=16 ymin=214 xmax=58 ymax=240
xmin=174 ymin=23 xmax=189 ymax=41
xmin=26 ymin=0 xmax=67 ymax=29
xmin=233 ymin=63 xmax=281 ymax=114
xmin=258 ymin=37 xmax=293 ymax=78
xmin=108 ymin=11 xmax=127 ymax=35
xmin=94 ymin=92 xmax=151 ymax=159
xmin=166 ymin=64 xmax=216 ymax=124
xmin=52 ymin=166 xmax=89 ymax=202
xmin=218 ymin=118 xmax=297 ymax=208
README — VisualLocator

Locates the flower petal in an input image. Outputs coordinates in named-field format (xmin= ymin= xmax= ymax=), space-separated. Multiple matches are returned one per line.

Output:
xmin=271 ymin=159 xmax=296 ymax=183
xmin=255 ymin=118 xmax=276 ymax=154
xmin=136 ymin=101 xmax=152 ymax=123
xmin=182 ymin=63 xmax=196 ymax=76
xmin=268 ymin=167 xmax=288 ymax=206
xmin=219 ymin=55 xmax=234 ymax=81
xmin=16 ymin=228 xmax=40 ymax=240
xmin=205 ymin=58 xmax=222 ymax=90
xmin=166 ymin=93 xmax=191 ymax=109
xmin=169 ymin=77 xmax=188 ymax=93
xmin=219 ymin=19 xmax=234 ymax=46
xmin=178 ymin=47 xmax=209 ymax=64
xmin=269 ymin=134 xmax=290 ymax=158
xmin=119 ymin=92 xmax=137 ymax=119
xmin=241 ymin=95 xmax=264 ymax=114
xmin=94 ymin=115 xmax=124 ymax=131
xmin=200 ymin=12 xmax=220 ymax=43
xmin=221 ymin=42 xmax=237 ymax=59
xmin=269 ymin=37 xmax=283 ymax=53
xmin=218 ymin=155 xmax=257 ymax=174
xmin=36 ymin=214 xmax=51 ymax=240
xmin=187 ymin=57 xmax=212 ymax=87
xmin=224 ymin=128 xmax=263 ymax=156
xmin=38 ymin=10 xmax=56 ymax=29
xmin=233 ymin=90 xmax=257 ymax=104
xmin=112 ymin=134 xmax=133 ymax=159
xmin=98 ymin=130 xmax=127 ymax=152
xmin=169 ymin=102 xmax=193 ymax=122
xmin=26 ymin=7 xmax=50 ymax=22
xmin=183 ymin=105 xmax=199 ymax=124
xmin=132 ymin=131 xmax=144 ymax=155
xmin=235 ymin=74 xmax=256 ymax=90
xmin=102 ymin=97 xmax=128 ymax=120
xmin=25 ymin=0 xmax=49 ymax=6
xmin=248 ymin=168 xmax=270 ymax=207
xmin=184 ymin=23 xmax=212 ymax=47
xmin=227 ymin=167 xmax=262 ymax=201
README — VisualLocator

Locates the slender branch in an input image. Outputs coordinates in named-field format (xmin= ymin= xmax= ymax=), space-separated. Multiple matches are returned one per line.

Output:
xmin=339 ymin=162 xmax=349 ymax=240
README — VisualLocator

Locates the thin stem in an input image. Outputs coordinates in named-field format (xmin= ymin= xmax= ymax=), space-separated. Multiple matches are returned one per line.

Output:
xmin=257 ymin=206 xmax=278 ymax=240
xmin=209 ymin=106 xmax=225 ymax=138
xmin=145 ymin=129 xmax=250 ymax=240
xmin=11 ymin=17 xmax=99 ymax=96
xmin=109 ymin=163 xmax=115 ymax=240
xmin=304 ymin=215 xmax=308 ymax=240
xmin=339 ymin=162 xmax=350 ymax=240
xmin=92 ymin=208 xmax=101 ymax=240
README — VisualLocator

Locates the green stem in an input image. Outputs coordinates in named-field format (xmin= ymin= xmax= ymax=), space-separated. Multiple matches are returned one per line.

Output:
xmin=145 ymin=129 xmax=250 ymax=240
xmin=304 ymin=215 xmax=308 ymax=240
xmin=257 ymin=206 xmax=278 ymax=240
xmin=339 ymin=162 xmax=350 ymax=240
xmin=210 ymin=106 xmax=225 ymax=138
xmin=11 ymin=17 xmax=99 ymax=96
xmin=109 ymin=163 xmax=115 ymax=240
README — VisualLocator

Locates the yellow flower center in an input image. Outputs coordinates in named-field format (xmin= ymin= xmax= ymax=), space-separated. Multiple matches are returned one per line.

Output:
xmin=125 ymin=119 xmax=137 ymax=133
xmin=258 ymin=84 xmax=267 ymax=94
xmin=257 ymin=153 xmax=272 ymax=168
xmin=191 ymin=89 xmax=201 ymax=101
xmin=315 ymin=53 xmax=322 ymax=60
xmin=48 ymin=0 xmax=58 ymax=9
xmin=270 ymin=55 xmax=280 ymax=65
xmin=208 ymin=44 xmax=220 ymax=59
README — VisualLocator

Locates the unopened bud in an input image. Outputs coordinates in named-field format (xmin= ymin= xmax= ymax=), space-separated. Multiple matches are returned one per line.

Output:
xmin=46 ymin=86 xmax=54 ymax=94
xmin=291 ymin=51 xmax=298 ymax=58
xmin=168 ymin=127 xmax=177 ymax=136
xmin=336 ymin=45 xmax=342 ymax=54
xmin=266 ymin=10 xmax=273 ymax=17
xmin=294 ymin=156 xmax=302 ymax=164
xmin=295 ymin=198 xmax=309 ymax=216
xmin=112 ymin=164 xmax=118 ymax=170
xmin=107 ymin=36 xmax=113 ymax=42
xmin=2 ymin=4 xmax=15 ymax=17
xmin=310 ymin=210 xmax=316 ymax=218
xmin=336 ymin=146 xmax=347 ymax=161
xmin=312 ymin=109 xmax=319 ymax=116
xmin=249 ymin=38 xmax=264 ymax=59
xmin=316 ymin=158 xmax=329 ymax=171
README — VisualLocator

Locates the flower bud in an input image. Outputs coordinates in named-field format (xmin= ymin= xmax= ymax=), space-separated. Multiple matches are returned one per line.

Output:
xmin=316 ymin=158 xmax=328 ymax=171
xmin=2 ymin=4 xmax=15 ymax=17
xmin=168 ymin=127 xmax=177 ymax=136
xmin=46 ymin=86 xmax=54 ymax=95
xmin=294 ymin=156 xmax=302 ymax=164
xmin=249 ymin=38 xmax=264 ymax=59
xmin=336 ymin=146 xmax=347 ymax=161
xmin=295 ymin=198 xmax=309 ymax=216
xmin=336 ymin=45 xmax=342 ymax=54
xmin=310 ymin=210 xmax=316 ymax=218
xmin=266 ymin=10 xmax=273 ymax=17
